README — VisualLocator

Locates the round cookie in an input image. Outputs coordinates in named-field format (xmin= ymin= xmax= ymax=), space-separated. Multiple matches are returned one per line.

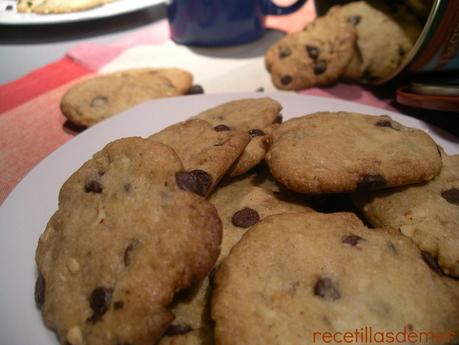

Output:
xmin=354 ymin=151 xmax=459 ymax=278
xmin=212 ymin=212 xmax=459 ymax=345
xmin=158 ymin=173 xmax=313 ymax=345
xmin=328 ymin=1 xmax=422 ymax=81
xmin=265 ymin=15 xmax=356 ymax=90
xmin=17 ymin=0 xmax=117 ymax=13
xmin=149 ymin=119 xmax=250 ymax=197
xmin=266 ymin=112 xmax=442 ymax=193
xmin=35 ymin=137 xmax=222 ymax=345
xmin=195 ymin=98 xmax=282 ymax=177
xmin=60 ymin=68 xmax=193 ymax=127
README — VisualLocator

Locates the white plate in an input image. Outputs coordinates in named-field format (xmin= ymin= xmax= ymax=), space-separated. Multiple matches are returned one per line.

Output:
xmin=0 ymin=92 xmax=458 ymax=345
xmin=0 ymin=0 xmax=163 ymax=25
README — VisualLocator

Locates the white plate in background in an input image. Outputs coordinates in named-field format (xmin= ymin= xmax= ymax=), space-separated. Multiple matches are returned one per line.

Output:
xmin=0 ymin=92 xmax=458 ymax=345
xmin=0 ymin=0 xmax=164 ymax=25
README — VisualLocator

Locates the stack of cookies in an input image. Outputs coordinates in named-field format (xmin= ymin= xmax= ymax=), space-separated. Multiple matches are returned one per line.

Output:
xmin=265 ymin=0 xmax=423 ymax=90
xmin=35 ymin=97 xmax=459 ymax=345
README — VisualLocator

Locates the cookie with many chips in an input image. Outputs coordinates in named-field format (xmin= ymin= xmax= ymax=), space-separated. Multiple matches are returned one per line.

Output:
xmin=266 ymin=112 xmax=442 ymax=193
xmin=212 ymin=212 xmax=459 ymax=345
xmin=354 ymin=152 xmax=459 ymax=277
xmin=35 ymin=137 xmax=222 ymax=345
xmin=265 ymin=15 xmax=356 ymax=90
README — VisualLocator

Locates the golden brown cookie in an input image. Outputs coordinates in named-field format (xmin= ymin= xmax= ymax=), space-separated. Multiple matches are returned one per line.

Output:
xmin=158 ymin=173 xmax=313 ymax=345
xmin=195 ymin=98 xmax=282 ymax=177
xmin=149 ymin=119 xmax=250 ymax=197
xmin=328 ymin=1 xmax=422 ymax=81
xmin=354 ymin=151 xmax=459 ymax=277
xmin=17 ymin=0 xmax=118 ymax=13
xmin=212 ymin=212 xmax=459 ymax=345
xmin=265 ymin=15 xmax=356 ymax=90
xmin=266 ymin=112 xmax=442 ymax=193
xmin=60 ymin=68 xmax=193 ymax=127
xmin=35 ymin=137 xmax=222 ymax=345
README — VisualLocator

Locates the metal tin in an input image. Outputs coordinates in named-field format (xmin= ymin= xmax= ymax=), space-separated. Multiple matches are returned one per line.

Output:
xmin=381 ymin=0 xmax=459 ymax=83
xmin=315 ymin=0 xmax=459 ymax=84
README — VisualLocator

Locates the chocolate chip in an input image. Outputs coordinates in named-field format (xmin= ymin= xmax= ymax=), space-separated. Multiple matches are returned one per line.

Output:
xmin=124 ymin=239 xmax=139 ymax=266
xmin=375 ymin=119 xmax=399 ymax=130
xmin=188 ymin=84 xmax=204 ymax=95
xmin=342 ymin=234 xmax=363 ymax=246
xmin=214 ymin=124 xmax=231 ymax=132
xmin=313 ymin=60 xmax=327 ymax=75
xmin=248 ymin=129 xmax=265 ymax=138
xmin=123 ymin=183 xmax=131 ymax=192
xmin=281 ymin=75 xmax=293 ymax=85
xmin=35 ymin=272 xmax=45 ymax=308
xmin=279 ymin=47 xmax=292 ymax=59
xmin=87 ymin=287 xmax=113 ymax=323
xmin=113 ymin=301 xmax=124 ymax=310
xmin=398 ymin=47 xmax=406 ymax=57
xmin=165 ymin=323 xmax=193 ymax=336
xmin=256 ymin=87 xmax=264 ymax=92
xmin=175 ymin=170 xmax=213 ymax=197
xmin=84 ymin=180 xmax=102 ymax=193
xmin=347 ymin=15 xmax=361 ymax=25
xmin=357 ymin=175 xmax=387 ymax=191
xmin=306 ymin=45 xmax=319 ymax=59
xmin=90 ymin=96 xmax=108 ymax=108
xmin=313 ymin=277 xmax=341 ymax=301
xmin=421 ymin=251 xmax=444 ymax=275
xmin=231 ymin=207 xmax=260 ymax=228
xmin=273 ymin=115 xmax=283 ymax=124
xmin=441 ymin=188 xmax=459 ymax=206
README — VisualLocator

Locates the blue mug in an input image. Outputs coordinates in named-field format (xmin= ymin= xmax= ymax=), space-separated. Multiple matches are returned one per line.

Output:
xmin=167 ymin=0 xmax=308 ymax=46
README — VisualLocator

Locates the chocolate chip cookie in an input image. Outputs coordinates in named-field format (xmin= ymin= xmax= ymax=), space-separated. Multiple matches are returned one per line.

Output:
xmin=266 ymin=112 xmax=442 ymax=193
xmin=212 ymin=212 xmax=459 ymax=345
xmin=60 ymin=68 xmax=193 ymax=127
xmin=329 ymin=1 xmax=422 ymax=81
xmin=354 ymin=151 xmax=459 ymax=277
xmin=265 ymin=14 xmax=356 ymax=90
xmin=17 ymin=0 xmax=118 ymax=13
xmin=195 ymin=98 xmax=282 ymax=177
xmin=35 ymin=137 xmax=222 ymax=345
xmin=159 ymin=173 xmax=313 ymax=345
xmin=149 ymin=119 xmax=250 ymax=197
